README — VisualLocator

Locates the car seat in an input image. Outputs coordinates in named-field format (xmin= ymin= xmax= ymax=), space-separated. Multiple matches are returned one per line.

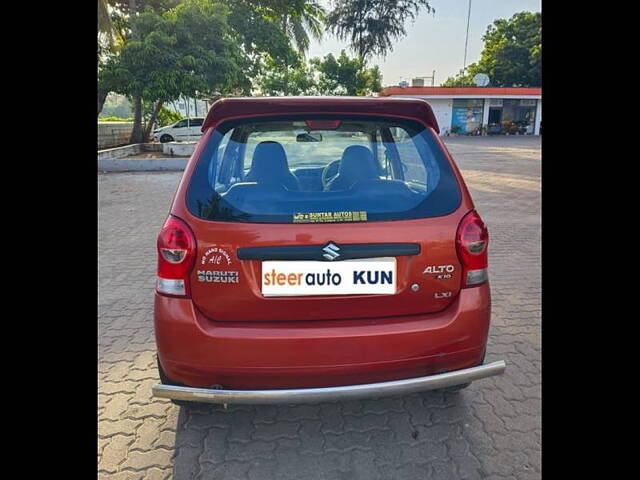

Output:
xmin=244 ymin=141 xmax=300 ymax=191
xmin=325 ymin=145 xmax=379 ymax=191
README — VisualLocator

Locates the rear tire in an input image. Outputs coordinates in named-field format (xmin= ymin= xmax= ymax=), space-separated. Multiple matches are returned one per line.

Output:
xmin=443 ymin=382 xmax=471 ymax=392
xmin=160 ymin=134 xmax=174 ymax=143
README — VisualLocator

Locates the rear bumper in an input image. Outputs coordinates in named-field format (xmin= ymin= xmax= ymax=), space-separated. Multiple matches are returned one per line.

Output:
xmin=152 ymin=360 xmax=506 ymax=404
xmin=154 ymin=283 xmax=493 ymax=389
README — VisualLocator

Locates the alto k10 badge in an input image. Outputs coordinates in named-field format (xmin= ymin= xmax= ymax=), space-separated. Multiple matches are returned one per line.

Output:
xmin=423 ymin=264 xmax=455 ymax=280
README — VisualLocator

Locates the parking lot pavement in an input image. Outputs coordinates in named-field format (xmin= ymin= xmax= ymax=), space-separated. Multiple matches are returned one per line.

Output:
xmin=98 ymin=136 xmax=541 ymax=480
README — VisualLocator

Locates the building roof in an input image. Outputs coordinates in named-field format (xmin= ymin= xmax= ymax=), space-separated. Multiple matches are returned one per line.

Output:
xmin=379 ymin=87 xmax=542 ymax=98
xmin=202 ymin=96 xmax=441 ymax=133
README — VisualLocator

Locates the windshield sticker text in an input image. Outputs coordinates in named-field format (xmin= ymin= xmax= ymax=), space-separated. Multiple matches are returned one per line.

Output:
xmin=293 ymin=211 xmax=368 ymax=223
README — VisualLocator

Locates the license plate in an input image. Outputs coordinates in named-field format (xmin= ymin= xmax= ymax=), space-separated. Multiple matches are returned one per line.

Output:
xmin=261 ymin=257 xmax=396 ymax=297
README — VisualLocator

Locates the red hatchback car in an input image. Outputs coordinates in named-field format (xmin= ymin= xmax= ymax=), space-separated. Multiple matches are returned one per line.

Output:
xmin=152 ymin=96 xmax=505 ymax=405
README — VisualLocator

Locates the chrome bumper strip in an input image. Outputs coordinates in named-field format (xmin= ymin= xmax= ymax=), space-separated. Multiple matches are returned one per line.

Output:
xmin=152 ymin=360 xmax=506 ymax=405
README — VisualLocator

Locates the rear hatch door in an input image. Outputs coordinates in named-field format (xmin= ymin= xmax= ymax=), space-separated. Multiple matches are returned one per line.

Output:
xmin=189 ymin=217 xmax=463 ymax=322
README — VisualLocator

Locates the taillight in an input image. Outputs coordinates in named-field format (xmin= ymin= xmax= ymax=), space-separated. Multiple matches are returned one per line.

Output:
xmin=156 ymin=215 xmax=196 ymax=297
xmin=456 ymin=210 xmax=489 ymax=287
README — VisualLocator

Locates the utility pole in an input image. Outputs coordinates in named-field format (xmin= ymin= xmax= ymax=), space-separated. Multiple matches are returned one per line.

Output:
xmin=463 ymin=0 xmax=472 ymax=72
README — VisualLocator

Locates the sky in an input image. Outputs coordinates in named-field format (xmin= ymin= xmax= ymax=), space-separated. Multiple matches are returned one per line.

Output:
xmin=306 ymin=0 xmax=541 ymax=87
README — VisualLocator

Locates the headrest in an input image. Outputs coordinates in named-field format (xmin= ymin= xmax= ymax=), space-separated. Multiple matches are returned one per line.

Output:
xmin=338 ymin=145 xmax=378 ymax=180
xmin=251 ymin=141 xmax=288 ymax=172
xmin=245 ymin=141 xmax=299 ymax=191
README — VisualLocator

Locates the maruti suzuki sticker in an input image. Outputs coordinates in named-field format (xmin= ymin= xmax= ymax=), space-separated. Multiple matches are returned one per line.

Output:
xmin=197 ymin=270 xmax=239 ymax=283
xmin=198 ymin=247 xmax=239 ymax=284
xmin=293 ymin=211 xmax=368 ymax=223
xmin=262 ymin=258 xmax=396 ymax=297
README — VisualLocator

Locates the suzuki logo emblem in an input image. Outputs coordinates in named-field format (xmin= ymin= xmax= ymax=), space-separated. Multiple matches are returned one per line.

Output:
xmin=322 ymin=242 xmax=340 ymax=261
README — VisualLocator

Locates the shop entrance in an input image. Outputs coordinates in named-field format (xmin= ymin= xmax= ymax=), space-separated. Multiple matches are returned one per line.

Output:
xmin=502 ymin=99 xmax=537 ymax=135
xmin=488 ymin=108 xmax=502 ymax=124
xmin=488 ymin=108 xmax=502 ymax=134
xmin=484 ymin=99 xmax=538 ymax=135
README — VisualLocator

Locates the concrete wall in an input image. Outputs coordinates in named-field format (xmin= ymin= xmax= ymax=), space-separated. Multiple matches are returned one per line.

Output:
xmin=98 ymin=122 xmax=134 ymax=149
xmin=426 ymin=99 xmax=453 ymax=135
xmin=97 ymin=143 xmax=163 ymax=161
xmin=97 ymin=143 xmax=184 ymax=172
xmin=162 ymin=142 xmax=197 ymax=156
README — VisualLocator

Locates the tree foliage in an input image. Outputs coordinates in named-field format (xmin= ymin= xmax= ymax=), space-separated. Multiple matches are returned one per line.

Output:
xmin=283 ymin=0 xmax=326 ymax=54
xmin=98 ymin=0 xmax=118 ymax=50
xmin=258 ymin=50 xmax=382 ymax=97
xmin=222 ymin=0 xmax=293 ymax=86
xmin=97 ymin=0 xmax=398 ymax=141
xmin=99 ymin=0 xmax=238 ymax=102
xmin=145 ymin=104 xmax=183 ymax=126
xmin=98 ymin=115 xmax=134 ymax=122
xmin=99 ymin=0 xmax=245 ymax=138
xmin=100 ymin=94 xmax=133 ymax=118
xmin=98 ymin=1 xmax=327 ymax=111
xmin=326 ymin=0 xmax=433 ymax=61
xmin=98 ymin=0 xmax=185 ymax=121
xmin=442 ymin=11 xmax=541 ymax=87
xmin=313 ymin=51 xmax=382 ymax=95
xmin=108 ymin=0 xmax=181 ymax=18
xmin=249 ymin=0 xmax=326 ymax=95
xmin=258 ymin=55 xmax=319 ymax=95
xmin=102 ymin=0 xmax=181 ymax=49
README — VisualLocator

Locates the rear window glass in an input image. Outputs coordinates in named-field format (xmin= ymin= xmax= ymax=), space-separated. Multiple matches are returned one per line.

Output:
xmin=186 ymin=115 xmax=460 ymax=223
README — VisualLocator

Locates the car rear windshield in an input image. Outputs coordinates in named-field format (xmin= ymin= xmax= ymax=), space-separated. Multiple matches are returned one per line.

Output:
xmin=186 ymin=115 xmax=461 ymax=223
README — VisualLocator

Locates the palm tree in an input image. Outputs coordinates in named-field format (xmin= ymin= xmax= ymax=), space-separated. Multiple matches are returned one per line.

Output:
xmin=98 ymin=0 xmax=115 ymax=46
xmin=98 ymin=0 xmax=126 ymax=51
xmin=283 ymin=1 xmax=325 ymax=54
xmin=278 ymin=1 xmax=326 ymax=95
xmin=326 ymin=0 xmax=434 ymax=62
xmin=98 ymin=0 xmax=121 ymax=116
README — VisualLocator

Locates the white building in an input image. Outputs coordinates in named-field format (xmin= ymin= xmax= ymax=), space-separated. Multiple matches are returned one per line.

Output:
xmin=379 ymin=86 xmax=542 ymax=136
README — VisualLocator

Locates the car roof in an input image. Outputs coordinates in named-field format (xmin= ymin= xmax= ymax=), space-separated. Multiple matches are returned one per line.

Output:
xmin=201 ymin=96 xmax=440 ymax=133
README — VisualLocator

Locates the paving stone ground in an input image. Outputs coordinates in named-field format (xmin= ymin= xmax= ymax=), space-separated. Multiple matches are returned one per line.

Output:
xmin=98 ymin=136 xmax=541 ymax=480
